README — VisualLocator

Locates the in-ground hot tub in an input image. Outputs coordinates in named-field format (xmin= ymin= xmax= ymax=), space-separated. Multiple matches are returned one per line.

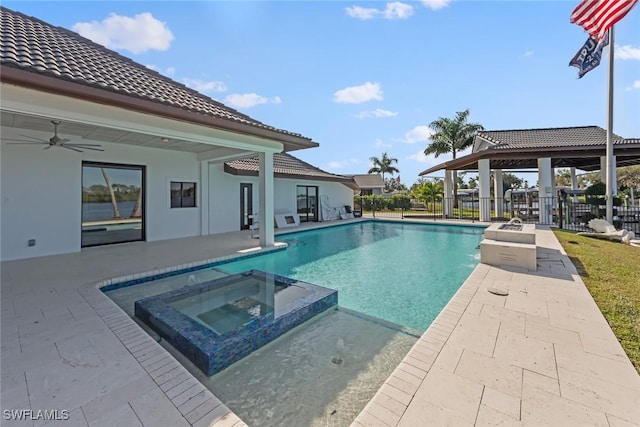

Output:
xmin=135 ymin=270 xmax=337 ymax=375
xmin=480 ymin=221 xmax=537 ymax=270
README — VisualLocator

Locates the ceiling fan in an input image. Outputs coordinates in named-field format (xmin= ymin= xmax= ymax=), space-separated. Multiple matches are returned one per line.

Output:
xmin=4 ymin=120 xmax=104 ymax=152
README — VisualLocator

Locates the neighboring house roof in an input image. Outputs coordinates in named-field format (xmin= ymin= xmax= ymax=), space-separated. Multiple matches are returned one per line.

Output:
xmin=419 ymin=126 xmax=640 ymax=175
xmin=224 ymin=153 xmax=359 ymax=190
xmin=346 ymin=174 xmax=384 ymax=189
xmin=0 ymin=7 xmax=316 ymax=150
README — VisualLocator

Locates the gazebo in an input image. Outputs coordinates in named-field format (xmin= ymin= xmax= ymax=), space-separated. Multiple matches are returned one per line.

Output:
xmin=419 ymin=126 xmax=640 ymax=224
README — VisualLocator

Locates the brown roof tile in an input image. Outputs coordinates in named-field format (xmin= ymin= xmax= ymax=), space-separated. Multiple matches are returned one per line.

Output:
xmin=0 ymin=7 xmax=312 ymax=142
xmin=477 ymin=126 xmax=626 ymax=150
xmin=346 ymin=174 xmax=384 ymax=188
xmin=225 ymin=153 xmax=357 ymax=188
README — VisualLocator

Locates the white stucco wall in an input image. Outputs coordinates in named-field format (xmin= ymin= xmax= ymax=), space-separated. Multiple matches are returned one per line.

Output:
xmin=1 ymin=127 xmax=200 ymax=260
xmin=208 ymin=164 xmax=354 ymax=234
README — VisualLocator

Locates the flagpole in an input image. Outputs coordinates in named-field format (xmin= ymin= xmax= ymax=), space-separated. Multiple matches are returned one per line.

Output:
xmin=605 ymin=26 xmax=614 ymax=224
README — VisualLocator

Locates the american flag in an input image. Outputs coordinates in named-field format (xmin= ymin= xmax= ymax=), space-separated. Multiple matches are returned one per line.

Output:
xmin=570 ymin=0 xmax=638 ymax=41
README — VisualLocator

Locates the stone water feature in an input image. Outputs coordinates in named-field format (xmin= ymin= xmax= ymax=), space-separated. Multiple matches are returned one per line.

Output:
xmin=480 ymin=220 xmax=537 ymax=270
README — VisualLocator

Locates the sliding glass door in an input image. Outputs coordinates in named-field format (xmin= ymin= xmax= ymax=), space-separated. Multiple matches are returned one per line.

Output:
xmin=81 ymin=162 xmax=145 ymax=247
xmin=297 ymin=185 xmax=318 ymax=222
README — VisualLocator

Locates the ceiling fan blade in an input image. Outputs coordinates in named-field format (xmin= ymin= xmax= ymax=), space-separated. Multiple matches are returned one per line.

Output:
xmin=64 ymin=143 xmax=103 ymax=147
xmin=19 ymin=135 xmax=49 ymax=143
xmin=61 ymin=145 xmax=83 ymax=153
xmin=69 ymin=145 xmax=104 ymax=152
xmin=5 ymin=141 xmax=50 ymax=145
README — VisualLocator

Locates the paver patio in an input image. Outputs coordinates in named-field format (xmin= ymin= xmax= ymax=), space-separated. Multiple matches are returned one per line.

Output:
xmin=1 ymin=221 xmax=639 ymax=426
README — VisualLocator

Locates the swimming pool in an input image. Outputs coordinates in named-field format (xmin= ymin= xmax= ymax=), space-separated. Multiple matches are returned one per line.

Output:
xmin=218 ymin=221 xmax=483 ymax=331
xmin=105 ymin=220 xmax=483 ymax=426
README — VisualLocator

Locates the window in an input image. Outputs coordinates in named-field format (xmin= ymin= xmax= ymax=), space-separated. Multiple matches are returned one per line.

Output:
xmin=82 ymin=162 xmax=145 ymax=247
xmin=171 ymin=182 xmax=197 ymax=208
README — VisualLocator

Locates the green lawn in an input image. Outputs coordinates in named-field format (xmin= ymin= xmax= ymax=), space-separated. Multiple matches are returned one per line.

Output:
xmin=553 ymin=230 xmax=640 ymax=373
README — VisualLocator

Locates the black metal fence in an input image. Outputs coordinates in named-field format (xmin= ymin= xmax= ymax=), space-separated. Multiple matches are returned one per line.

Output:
xmin=353 ymin=195 xmax=640 ymax=234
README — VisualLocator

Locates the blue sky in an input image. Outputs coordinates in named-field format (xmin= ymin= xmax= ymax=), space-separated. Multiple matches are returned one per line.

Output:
xmin=5 ymin=1 xmax=640 ymax=186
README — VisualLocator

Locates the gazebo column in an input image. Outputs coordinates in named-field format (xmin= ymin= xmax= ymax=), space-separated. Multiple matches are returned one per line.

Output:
xmin=570 ymin=167 xmax=579 ymax=202
xmin=259 ymin=152 xmax=275 ymax=247
xmin=478 ymin=159 xmax=491 ymax=222
xmin=493 ymin=169 xmax=504 ymax=217
xmin=443 ymin=169 xmax=453 ymax=218
xmin=538 ymin=158 xmax=554 ymax=224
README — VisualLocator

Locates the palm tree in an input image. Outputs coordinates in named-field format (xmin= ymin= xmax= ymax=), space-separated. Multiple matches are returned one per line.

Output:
xmin=368 ymin=152 xmax=400 ymax=184
xmin=423 ymin=109 xmax=483 ymax=206
xmin=101 ymin=168 xmax=121 ymax=219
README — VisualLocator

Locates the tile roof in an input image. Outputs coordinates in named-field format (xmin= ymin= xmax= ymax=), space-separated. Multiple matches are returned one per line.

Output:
xmin=346 ymin=174 xmax=385 ymax=188
xmin=225 ymin=153 xmax=357 ymax=188
xmin=477 ymin=126 xmax=626 ymax=150
xmin=0 ymin=7 xmax=312 ymax=143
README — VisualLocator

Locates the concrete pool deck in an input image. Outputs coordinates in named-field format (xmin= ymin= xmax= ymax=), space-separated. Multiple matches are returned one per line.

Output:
xmin=1 ymin=220 xmax=638 ymax=426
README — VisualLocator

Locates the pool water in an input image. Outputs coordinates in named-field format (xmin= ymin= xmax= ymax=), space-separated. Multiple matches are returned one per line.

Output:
xmin=219 ymin=221 xmax=483 ymax=331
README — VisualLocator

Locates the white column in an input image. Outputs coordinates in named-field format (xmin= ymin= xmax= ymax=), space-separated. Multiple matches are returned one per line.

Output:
xmin=570 ymin=167 xmax=579 ymax=202
xmin=538 ymin=158 xmax=553 ymax=224
xmin=600 ymin=156 xmax=607 ymax=182
xmin=259 ymin=152 xmax=275 ymax=247
xmin=493 ymin=169 xmax=504 ymax=217
xmin=200 ymin=160 xmax=209 ymax=236
xmin=443 ymin=170 xmax=453 ymax=218
xmin=478 ymin=159 xmax=491 ymax=222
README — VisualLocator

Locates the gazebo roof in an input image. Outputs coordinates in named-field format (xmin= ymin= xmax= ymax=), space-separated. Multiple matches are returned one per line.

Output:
xmin=419 ymin=126 xmax=640 ymax=175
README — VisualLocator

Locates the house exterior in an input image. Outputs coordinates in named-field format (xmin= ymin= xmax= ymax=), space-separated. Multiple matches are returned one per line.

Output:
xmin=348 ymin=174 xmax=385 ymax=195
xmin=0 ymin=7 xmax=355 ymax=261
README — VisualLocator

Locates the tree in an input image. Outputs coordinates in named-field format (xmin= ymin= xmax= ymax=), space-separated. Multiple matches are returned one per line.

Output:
xmin=412 ymin=180 xmax=444 ymax=206
xmin=101 ymin=168 xmax=121 ymax=219
xmin=618 ymin=165 xmax=640 ymax=189
xmin=368 ymin=152 xmax=400 ymax=184
xmin=424 ymin=109 xmax=483 ymax=205
xmin=384 ymin=177 xmax=407 ymax=193
xmin=131 ymin=187 xmax=142 ymax=218
xmin=555 ymin=169 xmax=573 ymax=187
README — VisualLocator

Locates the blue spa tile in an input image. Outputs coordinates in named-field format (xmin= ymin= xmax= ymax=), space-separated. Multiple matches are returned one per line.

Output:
xmin=135 ymin=270 xmax=337 ymax=376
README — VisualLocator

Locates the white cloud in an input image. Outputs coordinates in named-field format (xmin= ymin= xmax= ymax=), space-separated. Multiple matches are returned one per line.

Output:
xmin=402 ymin=125 xmax=433 ymax=144
xmin=626 ymin=80 xmax=640 ymax=91
xmin=345 ymin=6 xmax=379 ymax=20
xmin=383 ymin=2 xmax=414 ymax=19
xmin=524 ymin=51 xmax=534 ymax=57
xmin=327 ymin=158 xmax=360 ymax=170
xmin=356 ymin=108 xmax=398 ymax=119
xmin=615 ymin=45 xmax=640 ymax=60
xmin=345 ymin=2 xmax=413 ymax=20
xmin=73 ymin=13 xmax=173 ymax=54
xmin=182 ymin=78 xmax=227 ymax=93
xmin=407 ymin=151 xmax=453 ymax=172
xmin=166 ymin=67 xmax=176 ymax=76
xmin=223 ymin=93 xmax=281 ymax=108
xmin=375 ymin=139 xmax=392 ymax=148
xmin=334 ymin=82 xmax=383 ymax=104
xmin=224 ymin=93 xmax=268 ymax=108
xmin=421 ymin=0 xmax=452 ymax=10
